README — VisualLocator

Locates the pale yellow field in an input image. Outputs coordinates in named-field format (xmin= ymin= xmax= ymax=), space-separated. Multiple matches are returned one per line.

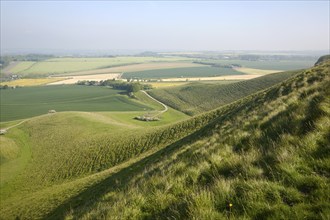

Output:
xmin=234 ymin=67 xmax=281 ymax=75
xmin=48 ymin=73 xmax=121 ymax=85
xmin=160 ymin=74 xmax=262 ymax=82
xmin=58 ymin=62 xmax=204 ymax=76
xmin=143 ymin=82 xmax=189 ymax=88
xmin=7 ymin=61 xmax=36 ymax=73
xmin=0 ymin=78 xmax=65 ymax=86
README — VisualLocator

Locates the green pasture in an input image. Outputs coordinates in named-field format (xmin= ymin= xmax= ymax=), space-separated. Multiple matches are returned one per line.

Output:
xmin=122 ymin=66 xmax=243 ymax=79
xmin=0 ymin=85 xmax=152 ymax=122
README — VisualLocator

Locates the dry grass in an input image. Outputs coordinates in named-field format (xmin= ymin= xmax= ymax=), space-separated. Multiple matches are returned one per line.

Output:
xmin=0 ymin=78 xmax=65 ymax=86
xmin=161 ymin=74 xmax=262 ymax=82
xmin=144 ymin=82 xmax=189 ymax=88
xmin=234 ymin=67 xmax=281 ymax=75
xmin=47 ymin=73 xmax=121 ymax=85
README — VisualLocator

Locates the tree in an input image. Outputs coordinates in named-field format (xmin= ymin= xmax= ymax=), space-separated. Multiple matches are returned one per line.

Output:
xmin=127 ymin=83 xmax=141 ymax=93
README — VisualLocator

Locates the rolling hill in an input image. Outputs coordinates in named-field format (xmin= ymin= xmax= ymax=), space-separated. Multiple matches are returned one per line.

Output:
xmin=0 ymin=57 xmax=329 ymax=219
xmin=149 ymin=70 xmax=299 ymax=115
xmin=50 ymin=57 xmax=330 ymax=219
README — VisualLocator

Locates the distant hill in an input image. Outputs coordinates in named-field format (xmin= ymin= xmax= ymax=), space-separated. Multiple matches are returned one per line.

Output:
xmin=150 ymin=70 xmax=299 ymax=115
xmin=314 ymin=54 xmax=330 ymax=66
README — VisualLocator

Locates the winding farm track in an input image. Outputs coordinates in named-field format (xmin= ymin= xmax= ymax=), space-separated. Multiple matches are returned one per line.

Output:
xmin=3 ymin=119 xmax=30 ymax=131
xmin=141 ymin=90 xmax=168 ymax=114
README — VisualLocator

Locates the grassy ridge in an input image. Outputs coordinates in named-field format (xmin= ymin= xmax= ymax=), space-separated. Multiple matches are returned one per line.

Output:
xmin=53 ymin=60 xmax=330 ymax=219
xmin=0 ymin=85 xmax=152 ymax=121
xmin=122 ymin=66 xmax=243 ymax=79
xmin=150 ymin=70 xmax=299 ymax=115
xmin=0 ymin=61 xmax=328 ymax=219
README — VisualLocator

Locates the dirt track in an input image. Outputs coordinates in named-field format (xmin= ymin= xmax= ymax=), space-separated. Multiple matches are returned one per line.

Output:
xmin=141 ymin=90 xmax=168 ymax=114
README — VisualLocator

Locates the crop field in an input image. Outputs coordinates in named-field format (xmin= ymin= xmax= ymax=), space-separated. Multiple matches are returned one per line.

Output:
xmin=0 ymin=78 xmax=66 ymax=87
xmin=142 ymin=80 xmax=240 ymax=89
xmin=48 ymin=73 xmax=121 ymax=85
xmin=234 ymin=67 xmax=281 ymax=75
xmin=204 ymin=59 xmax=316 ymax=70
xmin=142 ymin=82 xmax=189 ymax=88
xmin=160 ymin=74 xmax=260 ymax=82
xmin=6 ymin=61 xmax=36 ymax=74
xmin=55 ymin=62 xmax=204 ymax=76
xmin=122 ymin=66 xmax=243 ymax=79
xmin=8 ymin=57 xmax=194 ymax=76
xmin=0 ymin=85 xmax=153 ymax=121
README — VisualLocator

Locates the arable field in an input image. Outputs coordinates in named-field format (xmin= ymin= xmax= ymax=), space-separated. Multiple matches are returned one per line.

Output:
xmin=47 ymin=73 xmax=121 ymax=85
xmin=122 ymin=66 xmax=243 ymax=79
xmin=0 ymin=85 xmax=152 ymax=121
xmin=234 ymin=67 xmax=281 ymax=75
xmin=7 ymin=57 xmax=194 ymax=77
xmin=0 ymin=78 xmax=66 ymax=87
xmin=160 ymin=74 xmax=261 ymax=82
xmin=204 ymin=59 xmax=316 ymax=70
xmin=54 ymin=62 xmax=204 ymax=76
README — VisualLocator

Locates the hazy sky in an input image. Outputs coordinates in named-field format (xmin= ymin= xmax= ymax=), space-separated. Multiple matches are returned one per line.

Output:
xmin=1 ymin=1 xmax=329 ymax=52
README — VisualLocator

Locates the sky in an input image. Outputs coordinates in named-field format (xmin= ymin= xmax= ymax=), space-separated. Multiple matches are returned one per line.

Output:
xmin=1 ymin=1 xmax=329 ymax=53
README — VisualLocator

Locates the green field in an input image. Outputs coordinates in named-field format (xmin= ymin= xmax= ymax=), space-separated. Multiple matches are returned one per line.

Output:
xmin=0 ymin=85 xmax=153 ymax=121
xmin=0 ymin=58 xmax=328 ymax=219
xmin=122 ymin=66 xmax=243 ymax=79
xmin=203 ymin=59 xmax=316 ymax=70
xmin=150 ymin=70 xmax=299 ymax=115
xmin=8 ymin=57 xmax=193 ymax=77
xmin=5 ymin=57 xmax=316 ymax=81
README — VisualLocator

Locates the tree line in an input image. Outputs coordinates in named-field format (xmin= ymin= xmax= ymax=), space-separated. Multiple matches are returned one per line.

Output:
xmin=77 ymin=79 xmax=153 ymax=93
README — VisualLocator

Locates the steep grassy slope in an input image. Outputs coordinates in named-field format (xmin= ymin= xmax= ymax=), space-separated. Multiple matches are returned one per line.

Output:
xmin=150 ymin=70 xmax=299 ymax=115
xmin=0 ymin=60 xmax=328 ymax=219
xmin=52 ymin=59 xmax=329 ymax=219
